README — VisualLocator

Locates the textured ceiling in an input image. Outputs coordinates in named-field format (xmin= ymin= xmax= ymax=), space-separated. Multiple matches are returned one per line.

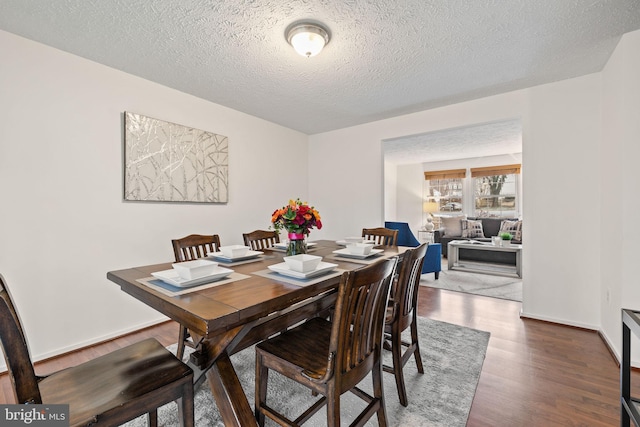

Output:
xmin=1 ymin=0 xmax=639 ymax=160
xmin=383 ymin=118 xmax=522 ymax=165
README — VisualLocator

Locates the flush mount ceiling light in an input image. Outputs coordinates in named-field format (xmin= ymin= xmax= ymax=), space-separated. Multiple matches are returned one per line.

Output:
xmin=286 ymin=23 xmax=330 ymax=58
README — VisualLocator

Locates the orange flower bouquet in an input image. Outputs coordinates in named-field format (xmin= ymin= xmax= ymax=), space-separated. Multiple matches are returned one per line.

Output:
xmin=271 ymin=199 xmax=322 ymax=255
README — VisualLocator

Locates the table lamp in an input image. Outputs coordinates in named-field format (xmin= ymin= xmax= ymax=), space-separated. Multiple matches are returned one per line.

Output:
xmin=423 ymin=201 xmax=439 ymax=231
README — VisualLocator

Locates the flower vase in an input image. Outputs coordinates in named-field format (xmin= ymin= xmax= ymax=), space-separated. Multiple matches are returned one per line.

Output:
xmin=287 ymin=233 xmax=307 ymax=256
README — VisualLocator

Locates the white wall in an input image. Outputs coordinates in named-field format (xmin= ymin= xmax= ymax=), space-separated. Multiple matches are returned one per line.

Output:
xmin=601 ymin=30 xmax=640 ymax=362
xmin=393 ymin=163 xmax=423 ymax=231
xmin=309 ymin=74 xmax=604 ymax=331
xmin=523 ymin=73 xmax=602 ymax=328
xmin=383 ymin=161 xmax=398 ymax=221
xmin=0 ymin=30 xmax=308 ymax=362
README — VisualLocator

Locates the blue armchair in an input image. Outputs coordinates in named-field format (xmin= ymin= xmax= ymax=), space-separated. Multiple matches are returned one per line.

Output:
xmin=385 ymin=221 xmax=441 ymax=279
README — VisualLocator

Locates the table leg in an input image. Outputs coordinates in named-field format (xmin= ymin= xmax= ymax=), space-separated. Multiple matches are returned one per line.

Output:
xmin=448 ymin=244 xmax=456 ymax=270
xmin=207 ymin=352 xmax=258 ymax=427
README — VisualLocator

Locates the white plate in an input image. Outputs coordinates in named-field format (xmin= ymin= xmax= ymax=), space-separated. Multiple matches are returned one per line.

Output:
xmin=273 ymin=242 xmax=317 ymax=249
xmin=268 ymin=261 xmax=338 ymax=279
xmin=151 ymin=266 xmax=233 ymax=288
xmin=208 ymin=250 xmax=263 ymax=262
xmin=336 ymin=240 xmax=376 ymax=246
xmin=332 ymin=248 xmax=385 ymax=259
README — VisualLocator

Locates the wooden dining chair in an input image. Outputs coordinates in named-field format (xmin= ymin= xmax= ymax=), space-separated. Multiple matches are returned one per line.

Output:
xmin=171 ymin=233 xmax=222 ymax=359
xmin=171 ymin=233 xmax=221 ymax=262
xmin=382 ymin=243 xmax=428 ymax=407
xmin=0 ymin=274 xmax=194 ymax=427
xmin=243 ymin=229 xmax=280 ymax=251
xmin=255 ymin=257 xmax=398 ymax=427
xmin=362 ymin=227 xmax=398 ymax=247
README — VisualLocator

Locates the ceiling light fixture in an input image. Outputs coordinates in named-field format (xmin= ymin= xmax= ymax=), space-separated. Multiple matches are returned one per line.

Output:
xmin=286 ymin=23 xmax=330 ymax=58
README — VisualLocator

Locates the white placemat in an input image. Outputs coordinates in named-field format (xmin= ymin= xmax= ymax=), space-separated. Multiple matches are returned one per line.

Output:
xmin=252 ymin=268 xmax=345 ymax=287
xmin=325 ymin=253 xmax=388 ymax=265
xmin=207 ymin=254 xmax=276 ymax=267
xmin=137 ymin=272 xmax=251 ymax=296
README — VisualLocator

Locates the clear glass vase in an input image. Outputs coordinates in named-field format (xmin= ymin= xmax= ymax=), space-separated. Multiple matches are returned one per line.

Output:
xmin=286 ymin=233 xmax=307 ymax=256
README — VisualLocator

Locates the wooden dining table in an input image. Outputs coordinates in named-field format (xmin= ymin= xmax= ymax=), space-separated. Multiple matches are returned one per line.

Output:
xmin=107 ymin=240 xmax=408 ymax=427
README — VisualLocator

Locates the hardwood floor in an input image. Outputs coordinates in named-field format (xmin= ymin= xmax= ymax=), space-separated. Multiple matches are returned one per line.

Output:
xmin=0 ymin=286 xmax=633 ymax=426
xmin=419 ymin=287 xmax=627 ymax=427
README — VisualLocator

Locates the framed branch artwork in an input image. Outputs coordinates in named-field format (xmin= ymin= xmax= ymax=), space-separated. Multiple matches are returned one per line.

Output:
xmin=124 ymin=112 xmax=228 ymax=203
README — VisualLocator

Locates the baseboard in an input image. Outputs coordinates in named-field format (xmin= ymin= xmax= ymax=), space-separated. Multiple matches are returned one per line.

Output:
xmin=598 ymin=329 xmax=621 ymax=366
xmin=519 ymin=309 xmax=599 ymax=331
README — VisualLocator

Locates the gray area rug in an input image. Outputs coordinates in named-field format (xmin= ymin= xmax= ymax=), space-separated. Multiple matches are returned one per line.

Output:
xmin=422 ymin=264 xmax=522 ymax=302
xmin=124 ymin=317 xmax=489 ymax=427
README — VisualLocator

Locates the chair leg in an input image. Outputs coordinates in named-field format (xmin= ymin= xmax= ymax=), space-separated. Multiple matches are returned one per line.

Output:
xmin=326 ymin=387 xmax=340 ymax=426
xmin=178 ymin=382 xmax=195 ymax=427
xmin=411 ymin=320 xmax=424 ymax=374
xmin=391 ymin=330 xmax=408 ymax=407
xmin=147 ymin=410 xmax=158 ymax=427
xmin=372 ymin=358 xmax=388 ymax=427
xmin=255 ymin=351 xmax=268 ymax=427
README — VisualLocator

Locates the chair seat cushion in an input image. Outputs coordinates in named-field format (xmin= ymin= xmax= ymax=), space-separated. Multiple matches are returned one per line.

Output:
xmin=256 ymin=317 xmax=332 ymax=380
xmin=39 ymin=338 xmax=192 ymax=426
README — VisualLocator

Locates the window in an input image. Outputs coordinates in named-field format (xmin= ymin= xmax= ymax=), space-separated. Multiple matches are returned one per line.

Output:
xmin=428 ymin=179 xmax=463 ymax=212
xmin=423 ymin=169 xmax=465 ymax=216
xmin=471 ymin=164 xmax=520 ymax=218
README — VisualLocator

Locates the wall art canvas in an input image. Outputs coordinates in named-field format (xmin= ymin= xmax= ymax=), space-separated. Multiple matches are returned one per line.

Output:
xmin=124 ymin=112 xmax=228 ymax=203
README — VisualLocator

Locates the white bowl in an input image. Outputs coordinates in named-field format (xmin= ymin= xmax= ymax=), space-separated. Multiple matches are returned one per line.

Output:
xmin=346 ymin=242 xmax=375 ymax=255
xmin=219 ymin=245 xmax=250 ymax=258
xmin=345 ymin=236 xmax=364 ymax=244
xmin=283 ymin=254 xmax=322 ymax=273
xmin=172 ymin=259 xmax=219 ymax=280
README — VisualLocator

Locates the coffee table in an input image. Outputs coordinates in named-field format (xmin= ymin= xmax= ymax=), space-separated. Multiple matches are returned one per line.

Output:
xmin=447 ymin=240 xmax=522 ymax=278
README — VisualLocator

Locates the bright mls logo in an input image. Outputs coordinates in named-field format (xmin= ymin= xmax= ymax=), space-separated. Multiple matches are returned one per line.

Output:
xmin=0 ymin=405 xmax=68 ymax=426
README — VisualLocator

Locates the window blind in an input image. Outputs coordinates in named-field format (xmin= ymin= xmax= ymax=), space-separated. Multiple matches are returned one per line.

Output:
xmin=423 ymin=169 xmax=466 ymax=180
xmin=470 ymin=164 xmax=521 ymax=178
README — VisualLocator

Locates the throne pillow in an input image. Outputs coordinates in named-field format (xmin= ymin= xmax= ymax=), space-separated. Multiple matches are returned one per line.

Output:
xmin=499 ymin=220 xmax=522 ymax=241
xmin=441 ymin=215 xmax=466 ymax=237
xmin=461 ymin=219 xmax=485 ymax=238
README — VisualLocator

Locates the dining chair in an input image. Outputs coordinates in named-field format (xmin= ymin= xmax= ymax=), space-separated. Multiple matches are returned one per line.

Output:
xmin=255 ymin=257 xmax=398 ymax=427
xmin=242 ymin=229 xmax=280 ymax=251
xmin=383 ymin=243 xmax=428 ymax=407
xmin=171 ymin=233 xmax=221 ymax=262
xmin=362 ymin=227 xmax=398 ymax=247
xmin=0 ymin=274 xmax=194 ymax=427
xmin=171 ymin=233 xmax=222 ymax=359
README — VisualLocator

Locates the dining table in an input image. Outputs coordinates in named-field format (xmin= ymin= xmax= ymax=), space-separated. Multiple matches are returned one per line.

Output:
xmin=107 ymin=239 xmax=409 ymax=427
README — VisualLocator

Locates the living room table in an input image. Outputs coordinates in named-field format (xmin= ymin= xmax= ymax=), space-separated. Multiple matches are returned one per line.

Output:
xmin=107 ymin=240 xmax=408 ymax=427
xmin=447 ymin=239 xmax=522 ymax=278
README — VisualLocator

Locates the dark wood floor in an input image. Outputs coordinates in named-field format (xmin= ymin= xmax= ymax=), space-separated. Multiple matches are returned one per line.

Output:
xmin=420 ymin=287 xmax=627 ymax=427
xmin=1 ymin=286 xmax=633 ymax=426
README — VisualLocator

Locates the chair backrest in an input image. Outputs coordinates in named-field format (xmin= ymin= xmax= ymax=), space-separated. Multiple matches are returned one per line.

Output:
xmin=384 ymin=221 xmax=420 ymax=247
xmin=328 ymin=257 xmax=397 ymax=385
xmin=390 ymin=243 xmax=428 ymax=329
xmin=0 ymin=274 xmax=42 ymax=404
xmin=242 ymin=230 xmax=280 ymax=251
xmin=362 ymin=227 xmax=398 ymax=247
xmin=171 ymin=234 xmax=221 ymax=262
